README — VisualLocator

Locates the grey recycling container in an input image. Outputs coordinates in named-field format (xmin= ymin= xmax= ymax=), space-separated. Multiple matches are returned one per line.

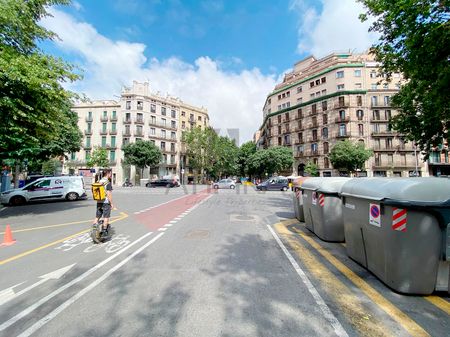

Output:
xmin=301 ymin=177 xmax=350 ymax=242
xmin=292 ymin=193 xmax=300 ymax=220
xmin=340 ymin=177 xmax=450 ymax=295
xmin=292 ymin=177 xmax=309 ymax=222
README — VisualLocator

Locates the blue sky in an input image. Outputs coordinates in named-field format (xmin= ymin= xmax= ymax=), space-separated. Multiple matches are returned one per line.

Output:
xmin=41 ymin=0 xmax=377 ymax=143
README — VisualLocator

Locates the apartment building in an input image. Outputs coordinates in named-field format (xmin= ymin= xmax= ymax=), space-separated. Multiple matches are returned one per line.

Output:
xmin=68 ymin=81 xmax=209 ymax=184
xmin=259 ymin=52 xmax=429 ymax=177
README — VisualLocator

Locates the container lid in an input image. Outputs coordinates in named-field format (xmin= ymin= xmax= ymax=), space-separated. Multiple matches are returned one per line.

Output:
xmin=292 ymin=177 xmax=309 ymax=187
xmin=340 ymin=178 xmax=450 ymax=205
xmin=301 ymin=177 xmax=351 ymax=194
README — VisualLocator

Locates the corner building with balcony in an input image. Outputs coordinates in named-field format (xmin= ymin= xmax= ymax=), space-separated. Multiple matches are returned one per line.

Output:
xmin=259 ymin=52 xmax=428 ymax=177
xmin=69 ymin=81 xmax=209 ymax=185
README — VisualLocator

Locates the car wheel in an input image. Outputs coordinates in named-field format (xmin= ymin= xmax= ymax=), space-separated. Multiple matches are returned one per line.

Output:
xmin=213 ymin=185 xmax=219 ymax=189
xmin=66 ymin=192 xmax=79 ymax=201
xmin=230 ymin=185 xmax=235 ymax=189
xmin=281 ymin=187 xmax=288 ymax=192
xmin=10 ymin=195 xmax=26 ymax=206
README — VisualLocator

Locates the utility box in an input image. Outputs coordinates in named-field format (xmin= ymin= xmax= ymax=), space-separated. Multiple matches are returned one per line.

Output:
xmin=301 ymin=177 xmax=350 ymax=242
xmin=340 ymin=178 xmax=450 ymax=295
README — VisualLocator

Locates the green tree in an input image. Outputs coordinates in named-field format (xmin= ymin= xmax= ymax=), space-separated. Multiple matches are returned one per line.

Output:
xmin=248 ymin=147 xmax=293 ymax=177
xmin=0 ymin=0 xmax=82 ymax=163
xmin=41 ymin=159 xmax=61 ymax=175
xmin=304 ymin=162 xmax=319 ymax=177
xmin=359 ymin=0 xmax=450 ymax=157
xmin=237 ymin=141 xmax=257 ymax=177
xmin=87 ymin=147 xmax=109 ymax=168
xmin=329 ymin=140 xmax=373 ymax=174
xmin=122 ymin=141 xmax=162 ymax=177
xmin=209 ymin=136 xmax=239 ymax=179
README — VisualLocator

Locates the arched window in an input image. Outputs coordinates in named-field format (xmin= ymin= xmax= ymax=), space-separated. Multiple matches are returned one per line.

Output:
xmin=356 ymin=110 xmax=364 ymax=120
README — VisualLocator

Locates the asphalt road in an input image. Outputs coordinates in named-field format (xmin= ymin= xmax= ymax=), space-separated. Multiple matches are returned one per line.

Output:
xmin=0 ymin=185 xmax=448 ymax=337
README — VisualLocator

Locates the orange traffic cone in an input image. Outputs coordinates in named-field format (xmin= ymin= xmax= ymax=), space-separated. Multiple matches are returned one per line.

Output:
xmin=1 ymin=224 xmax=16 ymax=246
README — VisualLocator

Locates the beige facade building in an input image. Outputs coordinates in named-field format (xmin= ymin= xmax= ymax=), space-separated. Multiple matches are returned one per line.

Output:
xmin=67 ymin=81 xmax=209 ymax=184
xmin=259 ymin=52 xmax=428 ymax=177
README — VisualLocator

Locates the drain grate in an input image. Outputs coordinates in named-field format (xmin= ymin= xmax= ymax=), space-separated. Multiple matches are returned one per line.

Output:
xmin=184 ymin=229 xmax=210 ymax=239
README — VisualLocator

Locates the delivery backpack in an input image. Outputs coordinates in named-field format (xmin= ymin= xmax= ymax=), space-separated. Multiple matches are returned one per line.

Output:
xmin=91 ymin=179 xmax=108 ymax=201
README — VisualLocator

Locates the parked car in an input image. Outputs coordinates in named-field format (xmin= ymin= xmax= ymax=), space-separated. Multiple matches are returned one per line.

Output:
xmin=256 ymin=177 xmax=289 ymax=191
xmin=146 ymin=179 xmax=179 ymax=188
xmin=213 ymin=179 xmax=236 ymax=189
xmin=1 ymin=176 xmax=86 ymax=206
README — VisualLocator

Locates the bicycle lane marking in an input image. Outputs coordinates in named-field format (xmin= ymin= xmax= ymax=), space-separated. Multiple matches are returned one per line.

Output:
xmin=0 ymin=231 xmax=157 ymax=333
xmin=17 ymin=233 xmax=165 ymax=337
xmin=267 ymin=224 xmax=349 ymax=337
xmin=286 ymin=221 xmax=430 ymax=337
xmin=0 ymin=213 xmax=128 ymax=266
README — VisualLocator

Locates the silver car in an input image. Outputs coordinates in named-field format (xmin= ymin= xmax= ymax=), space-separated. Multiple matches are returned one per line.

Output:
xmin=213 ymin=178 xmax=236 ymax=189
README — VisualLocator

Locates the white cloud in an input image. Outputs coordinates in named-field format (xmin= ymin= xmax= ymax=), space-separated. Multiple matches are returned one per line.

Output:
xmin=290 ymin=0 xmax=378 ymax=57
xmin=72 ymin=1 xmax=83 ymax=11
xmin=40 ymin=9 xmax=276 ymax=143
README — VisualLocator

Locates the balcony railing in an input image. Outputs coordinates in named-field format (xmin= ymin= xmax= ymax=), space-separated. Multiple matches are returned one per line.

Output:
xmin=109 ymin=160 xmax=117 ymax=166
xmin=335 ymin=116 xmax=350 ymax=123
xmin=135 ymin=118 xmax=145 ymax=125
xmin=294 ymin=151 xmax=304 ymax=158
xmin=100 ymin=130 xmax=108 ymax=135
xmin=371 ymin=130 xmax=397 ymax=137
xmin=336 ymin=132 xmax=351 ymax=138
xmin=83 ymin=144 xmax=92 ymax=150
xmin=85 ymin=116 xmax=93 ymax=122
xmin=84 ymin=130 xmax=92 ymax=135
xmin=110 ymin=115 xmax=118 ymax=121
xmin=135 ymin=131 xmax=144 ymax=137
xmin=109 ymin=129 xmax=117 ymax=135
xmin=334 ymin=100 xmax=349 ymax=109
xmin=123 ymin=118 xmax=132 ymax=124
xmin=123 ymin=130 xmax=131 ymax=136
xmin=371 ymin=101 xmax=391 ymax=108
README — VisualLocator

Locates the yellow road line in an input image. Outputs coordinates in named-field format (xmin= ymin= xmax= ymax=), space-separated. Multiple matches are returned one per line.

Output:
xmin=281 ymin=220 xmax=430 ymax=337
xmin=424 ymin=296 xmax=450 ymax=315
xmin=275 ymin=223 xmax=393 ymax=337
xmin=0 ymin=213 xmax=128 ymax=266
xmin=0 ymin=213 xmax=126 ymax=234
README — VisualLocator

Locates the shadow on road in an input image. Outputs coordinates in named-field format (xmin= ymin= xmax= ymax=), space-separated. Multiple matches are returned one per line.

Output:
xmin=0 ymin=199 xmax=90 ymax=218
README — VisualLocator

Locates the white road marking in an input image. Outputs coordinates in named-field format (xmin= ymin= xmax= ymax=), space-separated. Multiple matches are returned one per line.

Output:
xmin=174 ymin=217 xmax=182 ymax=220
xmin=0 ymin=264 xmax=75 ymax=306
xmin=17 ymin=233 xmax=165 ymax=337
xmin=267 ymin=225 xmax=349 ymax=337
xmin=164 ymin=224 xmax=173 ymax=227
xmin=0 ymin=232 xmax=154 ymax=332
xmin=158 ymin=228 xmax=167 ymax=231
xmin=0 ymin=282 xmax=25 ymax=306
xmin=169 ymin=220 xmax=177 ymax=224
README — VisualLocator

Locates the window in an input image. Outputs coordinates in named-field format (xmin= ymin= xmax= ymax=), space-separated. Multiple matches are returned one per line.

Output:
xmin=126 ymin=101 xmax=131 ymax=110
xmin=161 ymin=107 xmax=166 ymax=116
xmin=123 ymin=137 xmax=130 ymax=146
xmin=86 ymin=122 xmax=92 ymax=132
xmin=150 ymin=128 xmax=155 ymax=135
xmin=282 ymin=93 xmax=285 ymax=98
xmin=383 ymin=83 xmax=388 ymax=89
xmin=161 ymin=130 xmax=166 ymax=138
xmin=297 ymin=145 xmax=304 ymax=153
xmin=355 ymin=83 xmax=362 ymax=89
xmin=181 ymin=111 xmax=185 ymax=116
xmin=373 ymin=110 xmax=381 ymax=120
xmin=339 ymin=124 xmax=347 ymax=136
xmin=278 ymin=105 xmax=282 ymax=111
xmin=285 ymin=112 xmax=289 ymax=121
xmin=171 ymin=143 xmax=176 ymax=152
xmin=372 ymin=123 xmax=380 ymax=133
xmin=321 ymin=89 xmax=327 ymax=95
xmin=321 ymin=77 xmax=326 ymax=83
xmin=171 ymin=120 xmax=176 ymax=129
xmin=336 ymin=71 xmax=344 ymax=78
xmin=110 ymin=150 xmax=116 ymax=161
xmin=286 ymin=102 xmax=290 ymax=108
xmin=370 ymin=71 xmax=377 ymax=78
xmin=182 ymin=121 xmax=186 ymax=129
xmin=101 ymin=136 xmax=107 ymax=147
xmin=278 ymin=126 xmax=282 ymax=134
xmin=354 ymin=69 xmax=361 ymax=77
xmin=137 ymin=101 xmax=143 ymax=110
xmin=339 ymin=110 xmax=346 ymax=120
xmin=371 ymin=83 xmax=378 ymax=90
xmin=111 ymin=122 xmax=117 ymax=132
xmin=278 ymin=115 xmax=281 ymax=123
xmin=102 ymin=110 xmax=107 ymax=119
xmin=151 ymin=116 xmax=156 ymax=124
xmin=85 ymin=151 xmax=91 ymax=161
xmin=324 ymin=157 xmax=330 ymax=168
xmin=357 ymin=96 xmax=362 ymax=106
xmin=386 ymin=138 xmax=393 ymax=149
xmin=337 ymin=84 xmax=345 ymax=90
xmin=198 ymin=115 xmax=202 ymax=121
xmin=371 ymin=96 xmax=378 ymax=106
xmin=323 ymin=142 xmax=329 ymax=154
xmin=136 ymin=125 xmax=143 ymax=136
xmin=384 ymin=96 xmax=391 ymax=106
xmin=102 ymin=123 xmax=107 ymax=133
xmin=278 ymin=137 xmax=282 ymax=145
xmin=160 ymin=142 xmax=166 ymax=151
xmin=286 ymin=91 xmax=290 ymax=97
xmin=310 ymin=81 xmax=315 ymax=88
xmin=111 ymin=136 xmax=116 ymax=147
xmin=385 ymin=110 xmax=392 ymax=120
xmin=322 ymin=114 xmax=328 ymax=124
xmin=315 ymin=79 xmax=320 ymax=86
xmin=298 ymin=132 xmax=303 ymax=143
xmin=322 ymin=127 xmax=328 ymax=139
xmin=125 ymin=112 xmax=131 ymax=122
xmin=70 ymin=152 xmax=76 ymax=161
xmin=312 ymin=129 xmax=318 ymax=141
xmin=86 ymin=137 xmax=91 ymax=147
xmin=356 ymin=110 xmax=364 ymax=120
xmin=316 ymin=91 xmax=321 ymax=97
xmin=322 ymin=101 xmax=327 ymax=111
xmin=284 ymin=134 xmax=291 ymax=145
xmin=297 ymin=86 xmax=302 ymax=93
xmin=137 ymin=113 xmax=143 ymax=123
xmin=171 ymin=131 xmax=176 ymax=140
xmin=88 ymin=111 xmax=92 ymax=119
xmin=387 ymin=154 xmax=393 ymax=164
xmin=151 ymin=104 xmax=156 ymax=113
xmin=358 ymin=124 xmax=364 ymax=136
xmin=311 ymin=143 xmax=318 ymax=152
xmin=310 ymin=93 xmax=315 ymax=98
xmin=171 ymin=110 xmax=176 ymax=118
xmin=161 ymin=118 xmax=166 ymax=126
xmin=297 ymin=109 xmax=303 ymax=119
xmin=312 ymin=104 xmax=317 ymax=114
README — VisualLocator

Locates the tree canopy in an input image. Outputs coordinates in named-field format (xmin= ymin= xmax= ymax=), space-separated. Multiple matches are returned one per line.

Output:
xmin=248 ymin=146 xmax=293 ymax=177
xmin=304 ymin=162 xmax=319 ymax=177
xmin=329 ymin=140 xmax=373 ymax=173
xmin=237 ymin=141 xmax=257 ymax=177
xmin=0 ymin=0 xmax=82 ymax=162
xmin=123 ymin=141 xmax=162 ymax=170
xmin=359 ymin=0 xmax=450 ymax=156
xmin=87 ymin=147 xmax=109 ymax=168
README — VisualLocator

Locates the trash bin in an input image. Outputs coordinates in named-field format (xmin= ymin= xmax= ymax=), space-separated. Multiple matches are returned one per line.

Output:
xmin=140 ymin=178 xmax=149 ymax=187
xmin=292 ymin=177 xmax=309 ymax=222
xmin=340 ymin=177 xmax=450 ymax=295
xmin=301 ymin=177 xmax=350 ymax=242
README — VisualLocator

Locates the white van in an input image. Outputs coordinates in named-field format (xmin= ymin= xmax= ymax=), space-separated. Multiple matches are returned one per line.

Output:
xmin=1 ymin=176 xmax=86 ymax=206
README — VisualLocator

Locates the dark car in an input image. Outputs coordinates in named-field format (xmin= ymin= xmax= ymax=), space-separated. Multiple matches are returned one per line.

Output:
xmin=256 ymin=177 xmax=289 ymax=191
xmin=146 ymin=179 xmax=179 ymax=188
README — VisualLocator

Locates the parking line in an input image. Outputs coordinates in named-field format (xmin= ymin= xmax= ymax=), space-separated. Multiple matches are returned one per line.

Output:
xmin=286 ymin=222 xmax=430 ymax=337
xmin=0 ymin=214 xmax=126 ymax=234
xmin=424 ymin=296 xmax=450 ymax=315
xmin=0 ymin=213 xmax=128 ymax=266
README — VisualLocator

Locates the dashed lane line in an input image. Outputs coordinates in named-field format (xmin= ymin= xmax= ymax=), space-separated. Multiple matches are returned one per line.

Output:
xmin=288 ymin=222 xmax=430 ymax=337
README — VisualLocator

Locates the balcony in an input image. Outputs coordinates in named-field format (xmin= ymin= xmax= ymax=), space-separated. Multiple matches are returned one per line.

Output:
xmin=371 ymin=101 xmax=391 ymax=108
xmin=109 ymin=129 xmax=117 ymax=135
xmin=100 ymin=116 xmax=108 ymax=122
xmin=84 ymin=130 xmax=92 ymax=135
xmin=110 ymin=115 xmax=118 ymax=122
xmin=334 ymin=100 xmax=349 ymax=109
xmin=123 ymin=118 xmax=132 ymax=124
xmin=370 ymin=117 xmax=390 ymax=122
xmin=371 ymin=130 xmax=398 ymax=137
xmin=149 ymin=134 xmax=171 ymax=141
xmin=83 ymin=144 xmax=92 ymax=150
xmin=109 ymin=144 xmax=117 ymax=149
xmin=109 ymin=160 xmax=117 ymax=166
xmin=99 ymin=129 xmax=108 ymax=135
xmin=85 ymin=116 xmax=93 ymax=122
xmin=135 ymin=131 xmax=144 ymax=137
xmin=164 ymin=149 xmax=177 ymax=155
xmin=294 ymin=151 xmax=304 ymax=158
xmin=135 ymin=118 xmax=145 ymax=125
xmin=335 ymin=116 xmax=350 ymax=123
xmin=122 ymin=130 xmax=131 ymax=137
xmin=336 ymin=132 xmax=351 ymax=138
xmin=372 ymin=145 xmax=396 ymax=152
